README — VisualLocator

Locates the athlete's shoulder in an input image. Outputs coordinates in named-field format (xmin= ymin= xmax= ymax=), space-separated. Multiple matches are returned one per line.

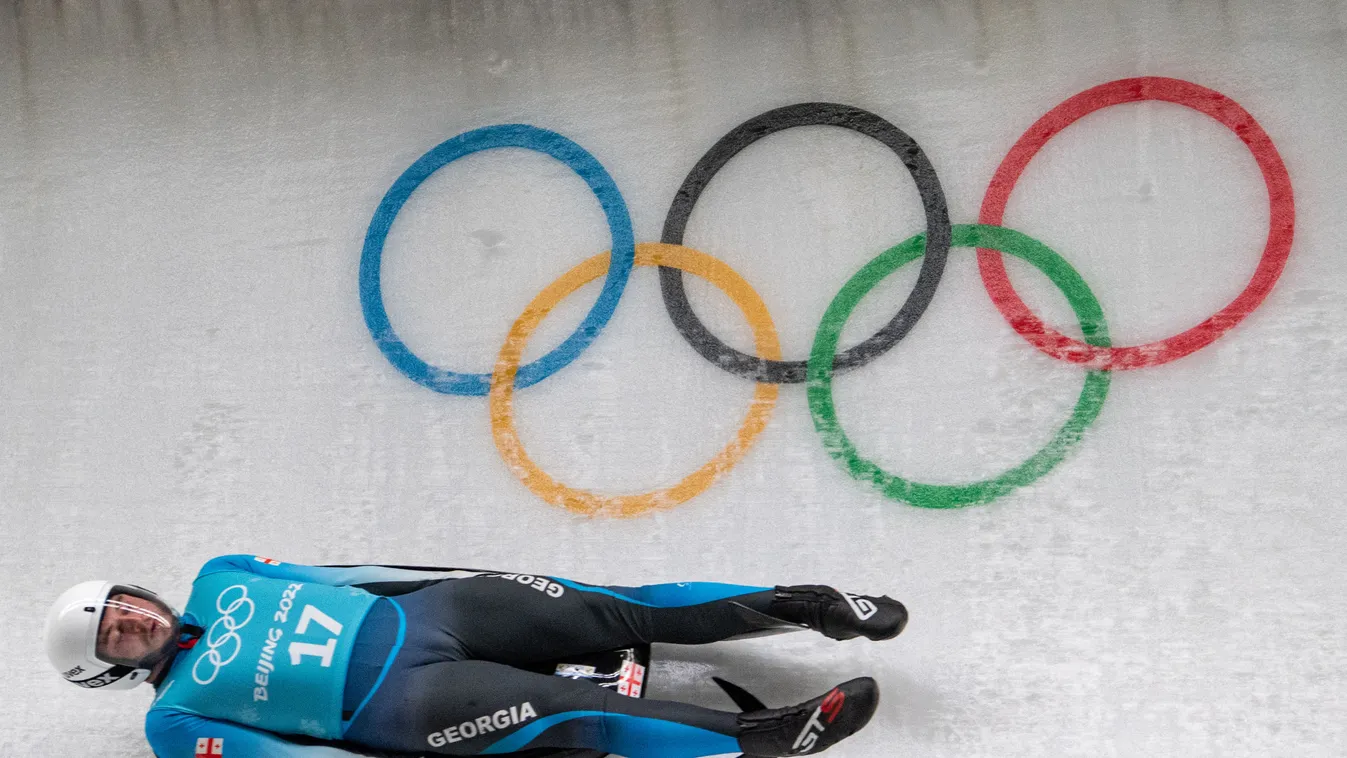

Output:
xmin=144 ymin=704 xmax=204 ymax=751
xmin=195 ymin=554 xmax=286 ymax=580
xmin=144 ymin=704 xmax=272 ymax=757
xmin=147 ymin=701 xmax=369 ymax=757
xmin=145 ymin=702 xmax=189 ymax=728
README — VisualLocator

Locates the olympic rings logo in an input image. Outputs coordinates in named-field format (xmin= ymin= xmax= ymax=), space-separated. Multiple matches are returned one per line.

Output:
xmin=360 ymin=77 xmax=1294 ymax=516
xmin=191 ymin=585 xmax=255 ymax=685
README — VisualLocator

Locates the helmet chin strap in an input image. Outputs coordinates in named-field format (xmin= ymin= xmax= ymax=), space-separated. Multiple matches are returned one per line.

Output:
xmin=145 ymin=621 xmax=203 ymax=686
xmin=145 ymin=618 xmax=199 ymax=666
xmin=176 ymin=622 xmax=205 ymax=649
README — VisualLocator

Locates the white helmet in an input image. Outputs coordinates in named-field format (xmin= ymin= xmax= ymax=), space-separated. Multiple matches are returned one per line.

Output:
xmin=44 ymin=580 xmax=182 ymax=691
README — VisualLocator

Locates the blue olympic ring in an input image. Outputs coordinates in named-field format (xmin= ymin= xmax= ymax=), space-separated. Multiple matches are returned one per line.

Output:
xmin=359 ymin=124 xmax=636 ymax=396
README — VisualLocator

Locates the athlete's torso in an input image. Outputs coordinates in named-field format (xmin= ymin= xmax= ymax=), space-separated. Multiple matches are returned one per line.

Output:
xmin=150 ymin=559 xmax=379 ymax=740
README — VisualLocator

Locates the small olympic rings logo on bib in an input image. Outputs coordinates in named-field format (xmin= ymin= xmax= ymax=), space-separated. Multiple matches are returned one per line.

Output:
xmin=192 ymin=585 xmax=255 ymax=685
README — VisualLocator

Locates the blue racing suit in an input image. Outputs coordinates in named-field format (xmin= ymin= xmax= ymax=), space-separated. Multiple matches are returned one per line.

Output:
xmin=144 ymin=556 xmax=780 ymax=757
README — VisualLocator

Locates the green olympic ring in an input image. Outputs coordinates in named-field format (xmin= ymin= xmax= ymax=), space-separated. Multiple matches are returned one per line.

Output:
xmin=807 ymin=224 xmax=1112 ymax=508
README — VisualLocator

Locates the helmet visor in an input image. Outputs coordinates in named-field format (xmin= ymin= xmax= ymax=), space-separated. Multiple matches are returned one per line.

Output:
xmin=93 ymin=585 xmax=179 ymax=668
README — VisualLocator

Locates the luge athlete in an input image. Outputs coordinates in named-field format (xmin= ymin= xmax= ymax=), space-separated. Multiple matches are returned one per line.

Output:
xmin=45 ymin=555 xmax=907 ymax=757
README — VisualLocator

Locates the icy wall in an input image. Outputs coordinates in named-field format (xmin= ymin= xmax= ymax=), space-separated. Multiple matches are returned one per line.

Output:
xmin=3 ymin=1 xmax=1345 ymax=755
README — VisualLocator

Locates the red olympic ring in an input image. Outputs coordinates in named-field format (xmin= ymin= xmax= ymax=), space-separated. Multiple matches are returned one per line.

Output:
xmin=977 ymin=76 xmax=1295 ymax=370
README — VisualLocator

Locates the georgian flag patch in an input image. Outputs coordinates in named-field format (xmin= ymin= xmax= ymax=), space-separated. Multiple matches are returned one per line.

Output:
xmin=616 ymin=660 xmax=645 ymax=697
xmin=195 ymin=737 xmax=224 ymax=756
xmin=254 ymin=556 xmax=282 ymax=566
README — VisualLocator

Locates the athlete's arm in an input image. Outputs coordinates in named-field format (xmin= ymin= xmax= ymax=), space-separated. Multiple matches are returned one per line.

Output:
xmin=146 ymin=708 xmax=417 ymax=757
xmin=195 ymin=555 xmax=488 ymax=596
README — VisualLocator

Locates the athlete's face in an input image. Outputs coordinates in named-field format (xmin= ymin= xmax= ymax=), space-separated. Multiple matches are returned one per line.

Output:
xmin=97 ymin=593 xmax=174 ymax=665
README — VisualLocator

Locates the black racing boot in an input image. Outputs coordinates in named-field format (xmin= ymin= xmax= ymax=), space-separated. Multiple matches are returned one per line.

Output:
xmin=769 ymin=585 xmax=908 ymax=641
xmin=737 ymin=677 xmax=879 ymax=756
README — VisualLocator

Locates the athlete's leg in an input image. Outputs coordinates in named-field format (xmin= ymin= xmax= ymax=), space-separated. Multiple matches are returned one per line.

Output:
xmin=343 ymin=658 xmax=736 ymax=756
xmin=342 ymin=658 xmax=878 ymax=758
xmin=395 ymin=573 xmax=781 ymax=663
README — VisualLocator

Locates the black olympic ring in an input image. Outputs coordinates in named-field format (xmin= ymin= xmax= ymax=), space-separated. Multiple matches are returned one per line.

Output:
xmin=659 ymin=102 xmax=952 ymax=384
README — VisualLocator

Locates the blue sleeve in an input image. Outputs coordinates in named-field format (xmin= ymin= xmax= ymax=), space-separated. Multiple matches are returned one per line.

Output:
xmin=195 ymin=555 xmax=488 ymax=593
xmin=146 ymin=708 xmax=398 ymax=757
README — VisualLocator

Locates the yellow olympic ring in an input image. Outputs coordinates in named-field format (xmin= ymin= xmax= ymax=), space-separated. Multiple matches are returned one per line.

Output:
xmin=489 ymin=242 xmax=781 ymax=518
